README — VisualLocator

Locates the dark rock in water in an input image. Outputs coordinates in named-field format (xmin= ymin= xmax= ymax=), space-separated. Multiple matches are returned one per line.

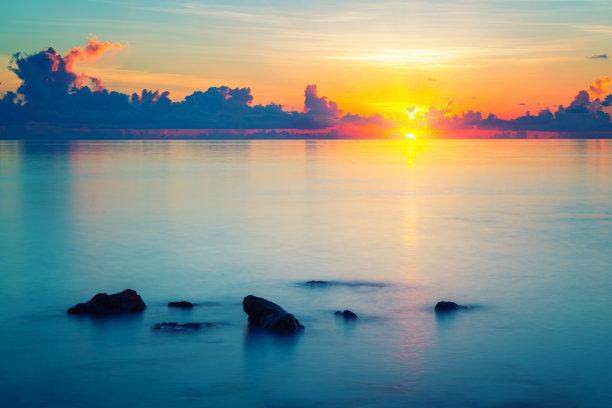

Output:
xmin=335 ymin=310 xmax=358 ymax=319
xmin=242 ymin=295 xmax=304 ymax=334
xmin=168 ymin=301 xmax=194 ymax=308
xmin=304 ymin=280 xmax=329 ymax=286
xmin=435 ymin=301 xmax=468 ymax=312
xmin=153 ymin=322 xmax=212 ymax=332
xmin=303 ymin=280 xmax=386 ymax=288
xmin=67 ymin=289 xmax=146 ymax=315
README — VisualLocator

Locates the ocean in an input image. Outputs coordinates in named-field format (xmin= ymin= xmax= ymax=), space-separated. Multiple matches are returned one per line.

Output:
xmin=0 ymin=139 xmax=610 ymax=407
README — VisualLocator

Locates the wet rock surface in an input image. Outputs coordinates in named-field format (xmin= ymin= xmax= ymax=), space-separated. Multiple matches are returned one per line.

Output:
xmin=67 ymin=289 xmax=146 ymax=315
xmin=242 ymin=295 xmax=304 ymax=334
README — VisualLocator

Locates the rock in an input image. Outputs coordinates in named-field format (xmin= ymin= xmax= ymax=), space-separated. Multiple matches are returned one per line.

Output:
xmin=152 ymin=322 xmax=212 ymax=332
xmin=304 ymin=280 xmax=329 ymax=286
xmin=67 ymin=289 xmax=146 ymax=315
xmin=435 ymin=301 xmax=467 ymax=312
xmin=303 ymin=280 xmax=386 ymax=288
xmin=242 ymin=295 xmax=304 ymax=334
xmin=168 ymin=301 xmax=194 ymax=308
xmin=335 ymin=310 xmax=358 ymax=319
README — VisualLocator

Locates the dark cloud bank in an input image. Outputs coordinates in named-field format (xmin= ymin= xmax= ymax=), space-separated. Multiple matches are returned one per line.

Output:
xmin=0 ymin=44 xmax=395 ymax=139
xmin=424 ymin=87 xmax=612 ymax=138
xmin=0 ymin=41 xmax=611 ymax=139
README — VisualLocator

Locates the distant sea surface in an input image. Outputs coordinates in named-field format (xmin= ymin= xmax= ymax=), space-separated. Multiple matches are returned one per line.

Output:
xmin=1 ymin=140 xmax=611 ymax=407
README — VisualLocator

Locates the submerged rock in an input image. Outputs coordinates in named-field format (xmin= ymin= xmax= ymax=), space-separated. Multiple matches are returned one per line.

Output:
xmin=335 ymin=310 xmax=358 ymax=319
xmin=153 ymin=322 xmax=212 ymax=332
xmin=303 ymin=280 xmax=386 ymax=288
xmin=434 ymin=301 xmax=468 ymax=312
xmin=67 ymin=289 xmax=146 ymax=315
xmin=304 ymin=280 xmax=329 ymax=286
xmin=242 ymin=295 xmax=304 ymax=334
xmin=168 ymin=301 xmax=194 ymax=308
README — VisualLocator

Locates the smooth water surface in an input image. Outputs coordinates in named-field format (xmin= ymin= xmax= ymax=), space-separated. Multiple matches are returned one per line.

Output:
xmin=0 ymin=140 xmax=611 ymax=407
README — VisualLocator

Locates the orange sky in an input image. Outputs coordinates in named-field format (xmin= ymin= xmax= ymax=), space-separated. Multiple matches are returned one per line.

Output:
xmin=1 ymin=0 xmax=611 ymax=129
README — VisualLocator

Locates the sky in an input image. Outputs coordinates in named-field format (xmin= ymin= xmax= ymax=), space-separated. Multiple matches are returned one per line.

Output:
xmin=0 ymin=0 xmax=611 ymax=138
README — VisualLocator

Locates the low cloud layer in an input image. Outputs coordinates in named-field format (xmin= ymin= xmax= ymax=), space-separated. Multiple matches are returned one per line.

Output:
xmin=420 ymin=76 xmax=612 ymax=136
xmin=0 ymin=39 xmax=396 ymax=137
xmin=1 ymin=38 xmax=611 ymax=139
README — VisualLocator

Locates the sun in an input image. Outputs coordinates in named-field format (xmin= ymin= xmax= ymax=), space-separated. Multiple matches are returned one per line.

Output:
xmin=404 ymin=133 xmax=416 ymax=140
xmin=405 ymin=107 xmax=417 ymax=121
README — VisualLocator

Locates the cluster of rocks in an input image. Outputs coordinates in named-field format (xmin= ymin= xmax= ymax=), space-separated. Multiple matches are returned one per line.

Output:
xmin=66 ymin=287 xmax=469 ymax=334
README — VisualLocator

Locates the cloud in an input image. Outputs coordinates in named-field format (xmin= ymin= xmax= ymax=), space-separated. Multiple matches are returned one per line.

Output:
xmin=9 ymin=47 xmax=81 ymax=106
xmin=424 ymin=107 xmax=482 ymax=131
xmin=570 ymin=90 xmax=590 ymax=109
xmin=341 ymin=112 xmax=396 ymax=129
xmin=1 ymin=39 xmax=396 ymax=137
xmin=8 ymin=36 xmax=127 ymax=106
xmin=64 ymin=36 xmax=127 ymax=71
xmin=587 ymin=76 xmax=611 ymax=99
xmin=303 ymin=84 xmax=341 ymax=126
xmin=422 ymin=79 xmax=612 ymax=135
xmin=588 ymin=54 xmax=609 ymax=59
xmin=5 ymin=38 xmax=608 ymax=139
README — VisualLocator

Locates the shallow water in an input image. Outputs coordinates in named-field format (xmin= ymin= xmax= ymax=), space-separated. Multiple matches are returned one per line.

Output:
xmin=0 ymin=140 xmax=611 ymax=407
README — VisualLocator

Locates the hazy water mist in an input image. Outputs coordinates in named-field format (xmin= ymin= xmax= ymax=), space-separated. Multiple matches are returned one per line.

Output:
xmin=0 ymin=140 xmax=611 ymax=407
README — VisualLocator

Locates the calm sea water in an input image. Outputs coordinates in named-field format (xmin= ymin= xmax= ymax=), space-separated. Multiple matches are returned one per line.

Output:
xmin=0 ymin=140 xmax=611 ymax=407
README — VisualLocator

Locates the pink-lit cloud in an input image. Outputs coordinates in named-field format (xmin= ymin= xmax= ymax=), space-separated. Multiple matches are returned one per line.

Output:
xmin=65 ymin=36 xmax=128 ymax=90
xmin=587 ymin=76 xmax=611 ymax=99
xmin=64 ymin=36 xmax=127 ymax=70
xmin=7 ymin=36 xmax=128 ymax=105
